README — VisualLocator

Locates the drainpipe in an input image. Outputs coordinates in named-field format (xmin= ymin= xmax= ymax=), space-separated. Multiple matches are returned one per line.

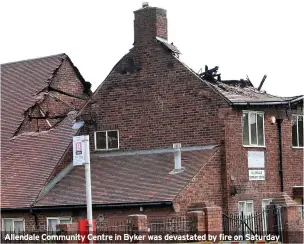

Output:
xmin=29 ymin=205 xmax=39 ymax=230
xmin=277 ymin=119 xmax=284 ymax=192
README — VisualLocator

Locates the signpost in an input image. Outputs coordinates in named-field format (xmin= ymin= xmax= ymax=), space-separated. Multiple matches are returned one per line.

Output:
xmin=73 ymin=135 xmax=93 ymax=244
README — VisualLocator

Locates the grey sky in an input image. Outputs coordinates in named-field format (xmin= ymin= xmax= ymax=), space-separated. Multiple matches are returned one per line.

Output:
xmin=1 ymin=0 xmax=303 ymax=96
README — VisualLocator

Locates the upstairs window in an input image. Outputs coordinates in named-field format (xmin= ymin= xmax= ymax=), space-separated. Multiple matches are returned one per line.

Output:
xmin=94 ymin=130 xmax=119 ymax=150
xmin=292 ymin=115 xmax=303 ymax=147
xmin=2 ymin=218 xmax=25 ymax=233
xmin=242 ymin=111 xmax=265 ymax=146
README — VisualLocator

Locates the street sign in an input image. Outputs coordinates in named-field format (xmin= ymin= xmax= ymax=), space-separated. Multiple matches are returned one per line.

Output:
xmin=73 ymin=135 xmax=90 ymax=166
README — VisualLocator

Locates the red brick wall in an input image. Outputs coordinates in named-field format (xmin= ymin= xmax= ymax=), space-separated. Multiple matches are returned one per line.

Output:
xmin=81 ymin=41 xmax=228 ymax=152
xmin=223 ymin=107 xmax=303 ymax=214
xmin=174 ymin=148 xmax=223 ymax=212
xmin=17 ymin=58 xmax=90 ymax=134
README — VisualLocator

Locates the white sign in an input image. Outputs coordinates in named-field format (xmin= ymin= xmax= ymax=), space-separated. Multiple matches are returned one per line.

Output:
xmin=249 ymin=170 xmax=265 ymax=180
xmin=73 ymin=135 xmax=90 ymax=166
xmin=248 ymin=151 xmax=265 ymax=168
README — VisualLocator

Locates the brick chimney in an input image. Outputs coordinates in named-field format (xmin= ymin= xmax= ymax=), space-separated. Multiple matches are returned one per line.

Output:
xmin=134 ymin=2 xmax=167 ymax=45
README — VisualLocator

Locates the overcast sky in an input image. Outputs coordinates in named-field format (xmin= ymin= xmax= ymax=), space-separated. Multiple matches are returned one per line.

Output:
xmin=1 ymin=0 xmax=303 ymax=96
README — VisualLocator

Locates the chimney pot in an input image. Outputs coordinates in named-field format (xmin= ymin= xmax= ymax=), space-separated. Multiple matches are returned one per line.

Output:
xmin=142 ymin=2 xmax=149 ymax=8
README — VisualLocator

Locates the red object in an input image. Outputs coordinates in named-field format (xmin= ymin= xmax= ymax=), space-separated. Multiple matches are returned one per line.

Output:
xmin=78 ymin=219 xmax=96 ymax=243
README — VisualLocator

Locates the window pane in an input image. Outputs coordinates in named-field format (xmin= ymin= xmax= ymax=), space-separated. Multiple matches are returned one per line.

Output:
xmin=238 ymin=201 xmax=245 ymax=215
xmin=60 ymin=218 xmax=72 ymax=224
xmin=257 ymin=113 xmax=264 ymax=145
xmin=298 ymin=116 xmax=303 ymax=147
xmin=246 ymin=202 xmax=253 ymax=216
xmin=292 ymin=116 xmax=298 ymax=146
xmin=3 ymin=219 xmax=13 ymax=231
xmin=14 ymin=220 xmax=24 ymax=232
xmin=96 ymin=132 xmax=106 ymax=149
xmin=107 ymin=131 xmax=119 ymax=149
xmin=242 ymin=113 xmax=249 ymax=145
xmin=48 ymin=219 xmax=58 ymax=231
xmin=250 ymin=113 xmax=257 ymax=145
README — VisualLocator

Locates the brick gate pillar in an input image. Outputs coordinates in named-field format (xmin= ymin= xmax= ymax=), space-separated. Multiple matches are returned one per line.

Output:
xmin=203 ymin=206 xmax=222 ymax=241
xmin=281 ymin=205 xmax=304 ymax=243
xmin=271 ymin=192 xmax=304 ymax=243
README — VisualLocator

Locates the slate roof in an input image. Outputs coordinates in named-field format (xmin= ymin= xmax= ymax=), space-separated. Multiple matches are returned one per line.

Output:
xmin=167 ymin=46 xmax=303 ymax=106
xmin=209 ymin=81 xmax=303 ymax=105
xmin=1 ymin=54 xmax=66 ymax=149
xmin=35 ymin=147 xmax=218 ymax=207
xmin=1 ymin=114 xmax=78 ymax=209
xmin=0 ymin=54 xmax=84 ymax=209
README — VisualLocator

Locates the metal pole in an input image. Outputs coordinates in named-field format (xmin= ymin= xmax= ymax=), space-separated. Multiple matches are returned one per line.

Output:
xmin=84 ymin=135 xmax=93 ymax=244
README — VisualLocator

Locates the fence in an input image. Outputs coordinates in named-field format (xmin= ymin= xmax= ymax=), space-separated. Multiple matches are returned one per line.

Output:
xmin=222 ymin=205 xmax=283 ymax=242
xmin=148 ymin=215 xmax=195 ymax=235
xmin=147 ymin=215 xmax=196 ymax=243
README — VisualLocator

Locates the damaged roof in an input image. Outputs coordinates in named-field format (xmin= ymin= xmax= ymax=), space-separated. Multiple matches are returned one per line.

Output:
xmin=35 ymin=147 xmax=218 ymax=207
xmin=1 ymin=54 xmax=89 ymax=209
xmin=1 ymin=54 xmax=66 ymax=147
xmin=160 ymin=42 xmax=303 ymax=106
xmin=209 ymin=81 xmax=303 ymax=105
xmin=1 ymin=114 xmax=78 ymax=209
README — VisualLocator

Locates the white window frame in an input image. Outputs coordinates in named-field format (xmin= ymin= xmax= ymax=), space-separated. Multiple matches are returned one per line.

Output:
xmin=262 ymin=199 xmax=272 ymax=233
xmin=94 ymin=130 xmax=119 ymax=151
xmin=238 ymin=200 xmax=254 ymax=234
xmin=46 ymin=217 xmax=72 ymax=231
xmin=242 ymin=111 xmax=265 ymax=147
xmin=1 ymin=218 xmax=25 ymax=232
xmin=292 ymin=114 xmax=304 ymax=148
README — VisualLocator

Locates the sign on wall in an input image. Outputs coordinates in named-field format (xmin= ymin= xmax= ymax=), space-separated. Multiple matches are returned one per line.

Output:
xmin=248 ymin=151 xmax=265 ymax=168
xmin=249 ymin=170 xmax=265 ymax=180
xmin=73 ymin=135 xmax=90 ymax=166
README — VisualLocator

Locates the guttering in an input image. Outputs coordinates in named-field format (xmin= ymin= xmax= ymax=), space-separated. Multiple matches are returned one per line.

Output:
xmin=1 ymin=207 xmax=30 ymax=212
xmin=290 ymin=96 xmax=304 ymax=103
xmin=232 ymin=101 xmax=292 ymax=106
xmin=29 ymin=201 xmax=173 ymax=211
xmin=231 ymin=95 xmax=304 ymax=106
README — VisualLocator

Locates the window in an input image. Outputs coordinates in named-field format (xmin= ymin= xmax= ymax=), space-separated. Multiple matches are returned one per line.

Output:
xmin=238 ymin=201 xmax=254 ymax=233
xmin=94 ymin=130 xmax=119 ymax=150
xmin=243 ymin=111 xmax=265 ymax=146
xmin=262 ymin=199 xmax=272 ymax=233
xmin=292 ymin=115 xmax=303 ymax=147
xmin=47 ymin=217 xmax=72 ymax=231
xmin=2 ymin=218 xmax=25 ymax=233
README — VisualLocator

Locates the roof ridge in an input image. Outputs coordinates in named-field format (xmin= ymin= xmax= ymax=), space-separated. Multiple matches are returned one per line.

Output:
xmin=1 ymin=53 xmax=67 ymax=66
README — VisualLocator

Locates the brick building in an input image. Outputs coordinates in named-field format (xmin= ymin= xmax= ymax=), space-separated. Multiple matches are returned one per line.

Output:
xmin=1 ymin=54 xmax=91 ymax=231
xmin=1 ymin=2 xmax=303 ymax=239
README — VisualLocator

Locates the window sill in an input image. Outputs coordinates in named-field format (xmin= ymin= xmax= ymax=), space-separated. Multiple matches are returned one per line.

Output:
xmin=243 ymin=145 xmax=266 ymax=148
xmin=94 ymin=148 xmax=120 ymax=151
xmin=292 ymin=146 xmax=304 ymax=149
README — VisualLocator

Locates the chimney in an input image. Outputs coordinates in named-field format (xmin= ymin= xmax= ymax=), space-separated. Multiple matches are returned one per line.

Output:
xmin=133 ymin=2 xmax=168 ymax=45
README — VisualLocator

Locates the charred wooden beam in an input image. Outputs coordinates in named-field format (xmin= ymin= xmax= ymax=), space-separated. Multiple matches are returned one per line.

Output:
xmin=258 ymin=75 xmax=267 ymax=91
xmin=28 ymin=114 xmax=67 ymax=120
xmin=48 ymin=87 xmax=89 ymax=100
